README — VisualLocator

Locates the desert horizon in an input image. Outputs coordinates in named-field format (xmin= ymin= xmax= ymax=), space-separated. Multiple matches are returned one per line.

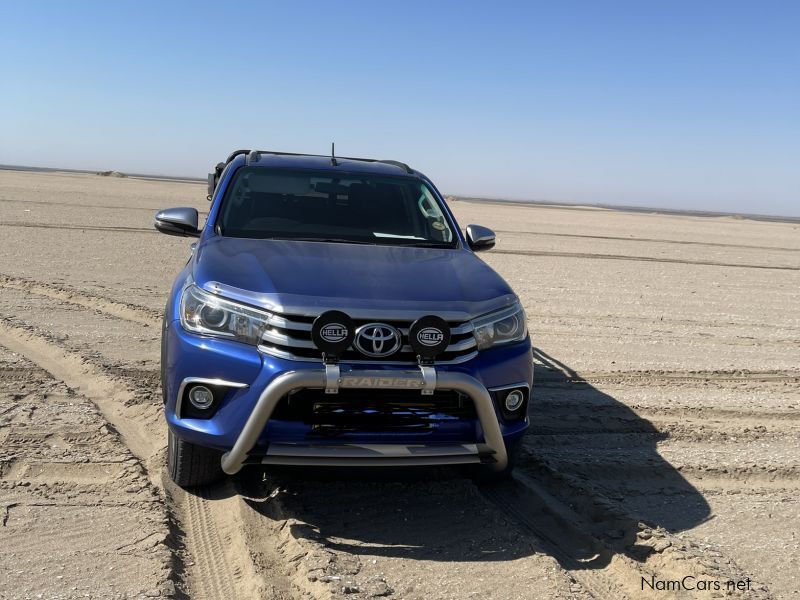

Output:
xmin=3 ymin=163 xmax=799 ymax=224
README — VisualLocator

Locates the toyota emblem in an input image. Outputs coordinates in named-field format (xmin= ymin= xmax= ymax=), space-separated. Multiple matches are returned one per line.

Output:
xmin=354 ymin=323 xmax=402 ymax=358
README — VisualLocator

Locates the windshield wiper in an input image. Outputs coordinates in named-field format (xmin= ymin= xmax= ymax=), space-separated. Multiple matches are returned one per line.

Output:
xmin=401 ymin=242 xmax=454 ymax=248
xmin=269 ymin=236 xmax=377 ymax=245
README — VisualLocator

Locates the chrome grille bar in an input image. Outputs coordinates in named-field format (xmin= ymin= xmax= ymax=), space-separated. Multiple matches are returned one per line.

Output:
xmin=258 ymin=311 xmax=478 ymax=364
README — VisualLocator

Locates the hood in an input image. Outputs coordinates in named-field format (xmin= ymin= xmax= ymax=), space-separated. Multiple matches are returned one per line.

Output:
xmin=191 ymin=236 xmax=516 ymax=320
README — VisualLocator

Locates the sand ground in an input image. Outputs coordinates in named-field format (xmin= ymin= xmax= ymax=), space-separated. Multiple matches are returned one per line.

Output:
xmin=0 ymin=170 xmax=797 ymax=599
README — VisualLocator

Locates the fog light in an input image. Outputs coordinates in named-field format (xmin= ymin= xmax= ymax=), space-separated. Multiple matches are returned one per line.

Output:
xmin=188 ymin=385 xmax=215 ymax=410
xmin=504 ymin=389 xmax=525 ymax=412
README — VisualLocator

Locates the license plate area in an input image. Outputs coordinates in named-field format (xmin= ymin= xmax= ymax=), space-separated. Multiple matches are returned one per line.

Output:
xmin=272 ymin=388 xmax=476 ymax=436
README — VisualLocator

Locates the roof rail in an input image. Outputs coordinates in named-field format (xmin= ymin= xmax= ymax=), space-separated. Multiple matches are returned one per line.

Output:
xmin=376 ymin=159 xmax=413 ymax=174
xmin=208 ymin=149 xmax=251 ymax=200
xmin=224 ymin=149 xmax=251 ymax=164
xmin=239 ymin=149 xmax=415 ymax=174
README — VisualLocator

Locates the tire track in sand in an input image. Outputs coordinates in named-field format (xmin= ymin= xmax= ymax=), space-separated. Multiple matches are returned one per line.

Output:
xmin=0 ymin=274 xmax=160 ymax=326
xmin=481 ymin=475 xmax=641 ymax=600
xmin=0 ymin=195 xmax=169 ymax=212
xmin=0 ymin=319 xmax=273 ymax=599
xmin=181 ymin=487 xmax=237 ymax=599
xmin=0 ymin=221 xmax=157 ymax=234
xmin=482 ymin=470 xmax=771 ymax=599
xmin=491 ymin=248 xmax=800 ymax=271
xmin=493 ymin=228 xmax=800 ymax=253
xmin=536 ymin=367 xmax=800 ymax=385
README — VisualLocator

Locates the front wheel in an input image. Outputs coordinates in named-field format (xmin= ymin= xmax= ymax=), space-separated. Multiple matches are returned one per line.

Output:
xmin=167 ymin=429 xmax=224 ymax=488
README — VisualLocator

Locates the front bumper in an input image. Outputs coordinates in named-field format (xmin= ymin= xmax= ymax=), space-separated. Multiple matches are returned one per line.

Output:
xmin=164 ymin=320 xmax=532 ymax=473
xmin=220 ymin=367 xmax=509 ymax=474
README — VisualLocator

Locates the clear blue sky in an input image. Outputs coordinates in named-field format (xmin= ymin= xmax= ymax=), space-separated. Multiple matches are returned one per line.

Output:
xmin=2 ymin=1 xmax=798 ymax=215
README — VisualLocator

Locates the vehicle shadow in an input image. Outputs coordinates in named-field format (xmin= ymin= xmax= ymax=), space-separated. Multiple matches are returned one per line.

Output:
xmin=227 ymin=347 xmax=711 ymax=569
xmin=528 ymin=347 xmax=712 ymax=529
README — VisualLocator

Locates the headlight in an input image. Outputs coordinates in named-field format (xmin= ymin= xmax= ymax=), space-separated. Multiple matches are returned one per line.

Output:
xmin=180 ymin=285 xmax=270 ymax=345
xmin=472 ymin=302 xmax=528 ymax=350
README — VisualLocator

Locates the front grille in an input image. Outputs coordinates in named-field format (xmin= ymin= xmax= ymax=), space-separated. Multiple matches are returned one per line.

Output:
xmin=258 ymin=313 xmax=478 ymax=364
xmin=272 ymin=388 xmax=477 ymax=435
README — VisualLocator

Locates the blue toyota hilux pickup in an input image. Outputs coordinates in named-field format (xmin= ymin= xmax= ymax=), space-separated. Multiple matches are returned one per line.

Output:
xmin=156 ymin=149 xmax=532 ymax=487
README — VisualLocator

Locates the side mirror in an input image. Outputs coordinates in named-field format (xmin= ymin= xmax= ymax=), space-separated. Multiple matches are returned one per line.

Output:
xmin=155 ymin=207 xmax=200 ymax=237
xmin=465 ymin=224 xmax=496 ymax=252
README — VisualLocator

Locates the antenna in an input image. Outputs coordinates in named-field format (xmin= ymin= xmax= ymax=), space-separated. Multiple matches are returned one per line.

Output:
xmin=331 ymin=142 xmax=337 ymax=166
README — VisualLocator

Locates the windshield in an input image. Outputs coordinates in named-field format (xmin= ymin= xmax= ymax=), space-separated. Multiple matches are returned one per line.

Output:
xmin=216 ymin=167 xmax=457 ymax=247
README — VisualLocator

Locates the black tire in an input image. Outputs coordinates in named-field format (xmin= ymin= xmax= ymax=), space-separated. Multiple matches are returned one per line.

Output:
xmin=167 ymin=429 xmax=224 ymax=488
xmin=469 ymin=438 xmax=522 ymax=483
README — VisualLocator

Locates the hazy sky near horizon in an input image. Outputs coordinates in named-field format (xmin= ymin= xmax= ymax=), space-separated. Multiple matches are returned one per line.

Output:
xmin=1 ymin=1 xmax=798 ymax=215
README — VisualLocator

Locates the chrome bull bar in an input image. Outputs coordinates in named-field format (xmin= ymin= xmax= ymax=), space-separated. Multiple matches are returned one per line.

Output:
xmin=220 ymin=368 xmax=507 ymax=474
